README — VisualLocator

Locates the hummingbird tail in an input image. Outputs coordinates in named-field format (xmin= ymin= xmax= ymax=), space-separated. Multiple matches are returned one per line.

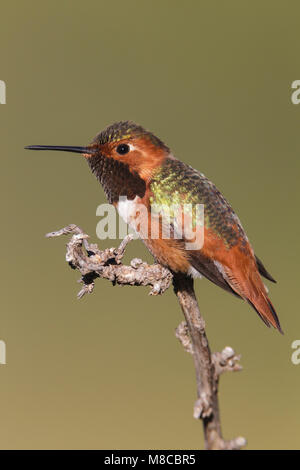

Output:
xmin=214 ymin=257 xmax=283 ymax=334
xmin=247 ymin=289 xmax=283 ymax=334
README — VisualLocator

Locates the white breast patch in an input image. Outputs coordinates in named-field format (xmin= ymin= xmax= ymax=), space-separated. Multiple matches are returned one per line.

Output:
xmin=117 ymin=196 xmax=140 ymax=225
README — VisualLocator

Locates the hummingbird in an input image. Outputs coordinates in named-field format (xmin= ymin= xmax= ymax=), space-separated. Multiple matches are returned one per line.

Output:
xmin=25 ymin=121 xmax=282 ymax=333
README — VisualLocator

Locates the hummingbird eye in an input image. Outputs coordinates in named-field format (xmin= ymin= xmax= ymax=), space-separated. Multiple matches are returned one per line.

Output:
xmin=116 ymin=143 xmax=130 ymax=155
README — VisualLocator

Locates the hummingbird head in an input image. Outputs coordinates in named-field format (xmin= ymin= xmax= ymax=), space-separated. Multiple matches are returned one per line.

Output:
xmin=26 ymin=121 xmax=170 ymax=180
xmin=89 ymin=121 xmax=170 ymax=179
xmin=25 ymin=121 xmax=171 ymax=202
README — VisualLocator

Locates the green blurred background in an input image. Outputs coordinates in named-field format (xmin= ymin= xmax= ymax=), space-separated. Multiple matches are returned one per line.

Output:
xmin=1 ymin=0 xmax=299 ymax=450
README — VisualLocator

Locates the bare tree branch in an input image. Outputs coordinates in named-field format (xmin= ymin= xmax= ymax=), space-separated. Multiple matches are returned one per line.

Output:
xmin=47 ymin=224 xmax=246 ymax=450
xmin=46 ymin=224 xmax=172 ymax=297
xmin=172 ymin=275 xmax=245 ymax=449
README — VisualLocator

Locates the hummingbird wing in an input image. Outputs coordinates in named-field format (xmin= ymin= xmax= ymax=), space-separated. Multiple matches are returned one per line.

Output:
xmin=149 ymin=157 xmax=282 ymax=332
xmin=255 ymin=254 xmax=276 ymax=283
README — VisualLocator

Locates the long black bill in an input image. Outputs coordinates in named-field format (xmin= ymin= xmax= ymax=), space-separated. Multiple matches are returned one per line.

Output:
xmin=24 ymin=145 xmax=94 ymax=155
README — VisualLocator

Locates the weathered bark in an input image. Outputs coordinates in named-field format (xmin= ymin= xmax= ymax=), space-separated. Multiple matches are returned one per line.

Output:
xmin=47 ymin=224 xmax=246 ymax=450
xmin=173 ymin=275 xmax=245 ymax=450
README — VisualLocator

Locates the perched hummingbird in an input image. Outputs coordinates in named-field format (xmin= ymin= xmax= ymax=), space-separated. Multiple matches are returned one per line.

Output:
xmin=26 ymin=121 xmax=282 ymax=333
